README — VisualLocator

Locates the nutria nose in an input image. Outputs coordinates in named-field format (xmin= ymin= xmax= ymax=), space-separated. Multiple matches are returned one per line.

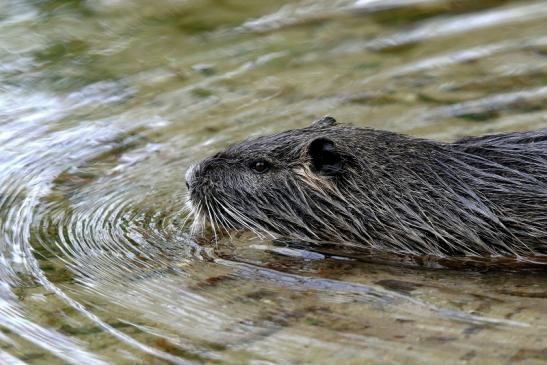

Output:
xmin=185 ymin=164 xmax=197 ymax=191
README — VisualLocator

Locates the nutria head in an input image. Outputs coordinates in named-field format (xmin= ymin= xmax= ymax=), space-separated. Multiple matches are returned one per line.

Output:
xmin=184 ymin=116 xmax=355 ymax=239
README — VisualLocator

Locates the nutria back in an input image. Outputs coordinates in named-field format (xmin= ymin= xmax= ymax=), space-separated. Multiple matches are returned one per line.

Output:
xmin=185 ymin=117 xmax=547 ymax=258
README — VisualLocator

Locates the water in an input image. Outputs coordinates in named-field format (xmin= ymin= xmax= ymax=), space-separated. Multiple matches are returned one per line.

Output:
xmin=1 ymin=0 xmax=547 ymax=363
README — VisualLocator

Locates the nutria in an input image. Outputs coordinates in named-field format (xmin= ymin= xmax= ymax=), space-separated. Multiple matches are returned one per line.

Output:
xmin=185 ymin=117 xmax=547 ymax=258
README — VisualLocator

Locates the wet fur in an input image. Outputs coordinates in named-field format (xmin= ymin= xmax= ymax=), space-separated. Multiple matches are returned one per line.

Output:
xmin=186 ymin=118 xmax=547 ymax=258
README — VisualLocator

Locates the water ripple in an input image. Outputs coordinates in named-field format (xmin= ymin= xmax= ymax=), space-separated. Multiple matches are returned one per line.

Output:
xmin=1 ymin=0 xmax=546 ymax=363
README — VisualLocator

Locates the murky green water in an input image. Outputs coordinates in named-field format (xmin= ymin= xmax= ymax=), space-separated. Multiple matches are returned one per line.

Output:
xmin=1 ymin=0 xmax=547 ymax=364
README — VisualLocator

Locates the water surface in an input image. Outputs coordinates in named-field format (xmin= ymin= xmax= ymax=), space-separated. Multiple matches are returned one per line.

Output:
xmin=1 ymin=0 xmax=547 ymax=364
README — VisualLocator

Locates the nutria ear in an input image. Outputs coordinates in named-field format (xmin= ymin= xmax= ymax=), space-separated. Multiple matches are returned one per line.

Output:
xmin=308 ymin=137 xmax=343 ymax=176
xmin=310 ymin=116 xmax=337 ymax=128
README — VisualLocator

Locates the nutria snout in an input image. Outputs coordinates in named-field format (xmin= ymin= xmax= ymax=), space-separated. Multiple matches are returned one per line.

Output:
xmin=185 ymin=116 xmax=547 ymax=258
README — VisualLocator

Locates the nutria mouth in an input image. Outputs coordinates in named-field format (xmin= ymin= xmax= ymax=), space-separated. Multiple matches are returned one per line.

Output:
xmin=185 ymin=116 xmax=547 ymax=258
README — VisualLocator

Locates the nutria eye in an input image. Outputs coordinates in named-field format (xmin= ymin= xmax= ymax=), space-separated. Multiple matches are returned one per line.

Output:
xmin=250 ymin=160 xmax=269 ymax=173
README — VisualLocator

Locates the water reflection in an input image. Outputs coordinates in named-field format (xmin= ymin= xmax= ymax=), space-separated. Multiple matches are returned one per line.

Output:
xmin=0 ymin=0 xmax=546 ymax=363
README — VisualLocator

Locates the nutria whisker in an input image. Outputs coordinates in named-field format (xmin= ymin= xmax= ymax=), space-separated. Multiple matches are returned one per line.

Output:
xmin=217 ymin=197 xmax=266 ymax=239
xmin=211 ymin=197 xmax=234 ymax=239
xmin=189 ymin=202 xmax=205 ymax=237
xmin=203 ymin=196 xmax=219 ymax=242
